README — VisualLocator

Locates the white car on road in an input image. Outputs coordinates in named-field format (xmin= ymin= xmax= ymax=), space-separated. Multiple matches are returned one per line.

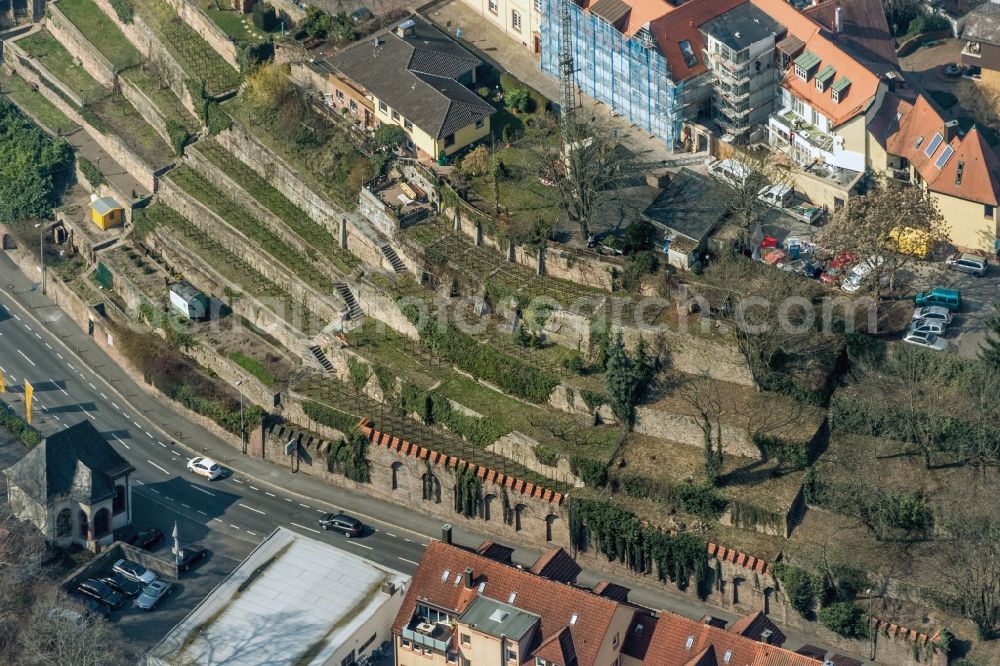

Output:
xmin=908 ymin=318 xmax=947 ymax=336
xmin=903 ymin=330 xmax=948 ymax=351
xmin=187 ymin=456 xmax=222 ymax=480
xmin=911 ymin=305 xmax=953 ymax=325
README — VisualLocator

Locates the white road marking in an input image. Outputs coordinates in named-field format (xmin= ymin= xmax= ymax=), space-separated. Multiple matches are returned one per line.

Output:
xmin=404 ymin=538 xmax=413 ymax=543
xmin=7 ymin=374 xmax=15 ymax=382
xmin=23 ymin=324 xmax=29 ymax=330
xmin=88 ymin=382 xmax=96 ymax=390
xmin=149 ymin=488 xmax=161 ymax=495
xmin=298 ymin=503 xmax=310 ymax=509
xmin=100 ymin=392 xmax=107 ymax=399
xmin=229 ymin=524 xmax=241 ymax=530
xmin=249 ymin=486 xmax=259 ymax=491
xmin=67 ymin=363 xmax=74 ymax=371
xmin=52 ymin=414 xmax=60 ymax=421
xmin=316 ymin=509 xmax=325 ymax=514
xmin=50 ymin=378 xmax=68 ymax=396
xmin=133 ymin=421 xmax=140 ymax=427
xmin=158 ymin=442 xmax=166 ymax=448
xmin=34 ymin=333 xmax=40 ymax=340
xmin=16 ymin=349 xmax=35 ymax=366
xmin=56 ymin=352 xmax=63 ymax=360
xmin=181 ymin=503 xmax=190 ymax=508
xmin=145 ymin=431 xmax=153 ymax=439
xmin=113 ymin=435 xmax=130 ymax=450
xmin=239 ymin=503 xmax=266 ymax=515
xmin=386 ymin=533 xmax=398 ymax=538
xmin=197 ymin=510 xmax=208 ymax=516
xmin=190 ymin=486 xmax=215 ymax=497
xmin=284 ymin=498 xmax=292 ymax=502
xmin=290 ymin=522 xmax=321 ymax=534
xmin=398 ymin=557 xmax=420 ymax=566
xmin=264 ymin=492 xmax=275 ymax=497
xmin=112 ymin=403 xmax=120 ymax=410
xmin=232 ymin=479 xmax=244 ymax=484
xmin=12 ymin=314 xmax=20 ymax=321
xmin=44 ymin=342 xmax=51 ymax=350
xmin=246 ymin=530 xmax=257 ymax=537
xmin=345 ymin=540 xmax=373 ymax=550
xmin=147 ymin=460 xmax=169 ymax=475
xmin=134 ymin=479 xmax=144 ymax=485
xmin=212 ymin=518 xmax=223 ymax=524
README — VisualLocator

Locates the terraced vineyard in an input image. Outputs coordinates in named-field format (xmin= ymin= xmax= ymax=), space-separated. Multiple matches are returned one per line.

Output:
xmin=168 ymin=165 xmax=338 ymax=295
xmin=196 ymin=140 xmax=359 ymax=274
xmin=135 ymin=204 xmax=327 ymax=335
xmin=123 ymin=65 xmax=198 ymax=132
xmin=0 ymin=72 xmax=80 ymax=135
xmin=56 ymin=0 xmax=143 ymax=69
xmin=16 ymin=30 xmax=108 ymax=105
xmin=133 ymin=0 xmax=241 ymax=95
xmin=87 ymin=95 xmax=173 ymax=168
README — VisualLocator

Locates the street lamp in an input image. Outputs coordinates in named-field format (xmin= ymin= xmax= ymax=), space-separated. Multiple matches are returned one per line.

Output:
xmin=34 ymin=222 xmax=45 ymax=296
xmin=865 ymin=587 xmax=876 ymax=660
xmin=236 ymin=379 xmax=246 ymax=454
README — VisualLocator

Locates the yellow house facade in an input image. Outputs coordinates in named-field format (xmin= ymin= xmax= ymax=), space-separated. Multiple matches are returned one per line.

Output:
xmin=89 ymin=195 xmax=124 ymax=231
xmin=323 ymin=16 xmax=495 ymax=162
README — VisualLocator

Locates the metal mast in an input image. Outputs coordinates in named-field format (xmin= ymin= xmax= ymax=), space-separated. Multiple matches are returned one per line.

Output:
xmin=558 ymin=0 xmax=577 ymax=129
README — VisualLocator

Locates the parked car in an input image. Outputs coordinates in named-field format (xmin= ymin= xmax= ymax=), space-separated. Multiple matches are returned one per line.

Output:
xmin=909 ymin=318 xmax=947 ymax=336
xmin=177 ymin=544 xmax=208 ymax=573
xmin=47 ymin=607 xmax=88 ymax=627
xmin=135 ymin=580 xmax=171 ymax=610
xmin=841 ymin=255 xmax=885 ymax=293
xmin=889 ymin=225 xmax=933 ymax=258
xmin=946 ymin=252 xmax=989 ymax=276
xmin=915 ymin=287 xmax=961 ymax=312
xmin=187 ymin=456 xmax=222 ymax=480
xmin=912 ymin=305 xmax=953 ymax=324
xmin=318 ymin=513 xmax=363 ymax=537
xmin=100 ymin=572 xmax=142 ymax=599
xmin=76 ymin=579 xmax=124 ymax=610
xmin=904 ymin=329 xmax=949 ymax=351
xmin=129 ymin=528 xmax=164 ymax=551
xmin=820 ymin=251 xmax=857 ymax=284
xmin=112 ymin=558 xmax=157 ymax=585
xmin=84 ymin=598 xmax=112 ymax=620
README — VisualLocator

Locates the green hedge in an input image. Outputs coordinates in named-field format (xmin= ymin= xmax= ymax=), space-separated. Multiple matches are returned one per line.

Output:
xmin=0 ymin=398 xmax=42 ymax=448
xmin=228 ymin=351 xmax=276 ymax=386
xmin=570 ymin=497 xmax=709 ymax=595
xmin=728 ymin=498 xmax=786 ymax=533
xmin=398 ymin=383 xmax=509 ymax=447
xmin=752 ymin=433 xmax=810 ymax=469
xmin=326 ymin=428 xmax=371 ymax=483
xmin=570 ymin=456 xmax=608 ymax=487
xmin=77 ymin=156 xmax=105 ymax=188
xmin=302 ymin=400 xmax=360 ymax=434
xmin=616 ymin=473 xmax=728 ymax=519
xmin=400 ymin=303 xmax=559 ymax=403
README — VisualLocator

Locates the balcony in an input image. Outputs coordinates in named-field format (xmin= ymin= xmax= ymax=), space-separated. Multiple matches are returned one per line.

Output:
xmin=963 ymin=41 xmax=982 ymax=59
xmin=402 ymin=618 xmax=454 ymax=653
xmin=770 ymin=109 xmax=833 ymax=153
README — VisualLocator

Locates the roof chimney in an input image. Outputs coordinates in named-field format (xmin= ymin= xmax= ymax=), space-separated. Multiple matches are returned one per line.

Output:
xmin=464 ymin=567 xmax=474 ymax=588
xmin=835 ymin=6 xmax=844 ymax=34
xmin=442 ymin=524 xmax=453 ymax=545
xmin=944 ymin=118 xmax=959 ymax=141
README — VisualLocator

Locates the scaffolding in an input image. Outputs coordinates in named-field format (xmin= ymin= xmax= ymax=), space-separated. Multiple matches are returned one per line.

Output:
xmin=540 ymin=0 xmax=683 ymax=149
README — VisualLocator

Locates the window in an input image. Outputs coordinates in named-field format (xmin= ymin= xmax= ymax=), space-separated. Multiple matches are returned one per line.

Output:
xmin=78 ymin=510 xmax=89 ymax=539
xmin=392 ymin=110 xmax=400 ymax=121
xmin=113 ymin=484 xmax=127 ymax=515
xmin=350 ymin=100 xmax=358 ymax=112
xmin=379 ymin=100 xmax=387 ymax=112
xmin=489 ymin=0 xmax=498 ymax=13
xmin=506 ymin=647 xmax=518 ymax=663
xmin=986 ymin=205 xmax=995 ymax=219
xmin=935 ymin=145 xmax=955 ymax=169
xmin=679 ymin=40 xmax=697 ymax=68
xmin=795 ymin=64 xmax=807 ymax=80
xmin=444 ymin=134 xmax=455 ymax=147
xmin=337 ymin=90 xmax=345 ymax=102
xmin=341 ymin=651 xmax=355 ymax=666
xmin=461 ymin=633 xmax=471 ymax=646
xmin=512 ymin=9 xmax=522 ymax=31
xmin=93 ymin=508 xmax=110 ymax=539
xmin=475 ymin=118 xmax=484 ymax=129
xmin=535 ymin=659 xmax=546 ymax=666
xmin=448 ymin=654 xmax=459 ymax=664
xmin=56 ymin=508 xmax=72 ymax=538
xmin=404 ymin=119 xmax=413 ymax=131
xmin=534 ymin=0 xmax=541 ymax=10
xmin=401 ymin=638 xmax=411 ymax=649
xmin=924 ymin=132 xmax=943 ymax=157
xmin=792 ymin=97 xmax=804 ymax=117
xmin=831 ymin=89 xmax=841 ymax=103
xmin=416 ymin=604 xmax=450 ymax=624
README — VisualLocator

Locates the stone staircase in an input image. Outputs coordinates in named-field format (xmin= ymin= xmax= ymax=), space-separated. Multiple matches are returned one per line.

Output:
xmin=335 ymin=282 xmax=364 ymax=320
xmin=308 ymin=345 xmax=335 ymax=373
xmin=380 ymin=244 xmax=405 ymax=273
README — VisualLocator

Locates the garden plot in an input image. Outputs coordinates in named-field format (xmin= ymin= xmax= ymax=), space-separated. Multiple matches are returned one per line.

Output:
xmin=195 ymin=140 xmax=359 ymax=274
xmin=122 ymin=65 xmax=199 ymax=133
xmin=86 ymin=95 xmax=173 ymax=169
xmin=133 ymin=0 xmax=241 ymax=95
xmin=191 ymin=0 xmax=268 ymax=44
xmin=134 ymin=203 xmax=328 ymax=335
xmin=168 ymin=165 xmax=338 ymax=295
xmin=196 ymin=323 xmax=299 ymax=389
xmin=0 ymin=73 xmax=80 ymax=135
xmin=56 ymin=0 xmax=143 ymax=70
xmin=15 ymin=30 xmax=109 ymax=105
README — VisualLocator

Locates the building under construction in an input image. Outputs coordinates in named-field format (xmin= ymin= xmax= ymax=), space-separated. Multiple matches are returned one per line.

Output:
xmin=539 ymin=0 xmax=682 ymax=148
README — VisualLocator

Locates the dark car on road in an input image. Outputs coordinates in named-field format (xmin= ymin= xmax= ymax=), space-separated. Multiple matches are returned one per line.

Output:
xmin=176 ymin=544 xmax=208 ymax=573
xmin=100 ymin=572 xmax=142 ymax=599
xmin=318 ymin=513 xmax=363 ymax=537
xmin=128 ymin=528 xmax=164 ymax=551
xmin=77 ymin=579 xmax=124 ymax=610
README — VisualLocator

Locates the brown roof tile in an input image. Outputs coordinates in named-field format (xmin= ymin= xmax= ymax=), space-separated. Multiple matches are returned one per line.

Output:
xmin=530 ymin=547 xmax=582 ymax=583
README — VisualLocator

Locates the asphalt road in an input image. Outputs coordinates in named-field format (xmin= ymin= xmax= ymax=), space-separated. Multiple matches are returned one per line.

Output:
xmin=0 ymin=253 xmax=861 ymax=660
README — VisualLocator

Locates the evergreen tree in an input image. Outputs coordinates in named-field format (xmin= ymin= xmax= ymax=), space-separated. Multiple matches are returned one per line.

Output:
xmin=605 ymin=332 xmax=641 ymax=425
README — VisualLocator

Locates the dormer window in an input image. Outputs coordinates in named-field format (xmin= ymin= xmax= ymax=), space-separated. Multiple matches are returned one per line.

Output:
xmin=793 ymin=51 xmax=819 ymax=81
xmin=831 ymin=76 xmax=851 ymax=103
xmin=815 ymin=65 xmax=835 ymax=92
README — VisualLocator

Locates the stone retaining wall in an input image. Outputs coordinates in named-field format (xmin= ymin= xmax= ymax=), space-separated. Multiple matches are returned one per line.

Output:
xmin=163 ymin=0 xmax=240 ymax=69
xmin=45 ymin=5 xmax=116 ymax=86
xmin=156 ymin=177 xmax=345 ymax=323
xmin=4 ymin=38 xmax=86 ymax=107
xmin=633 ymin=406 xmax=760 ymax=458
xmin=118 ymin=76 xmax=174 ymax=148
xmin=1 ymin=42 xmax=157 ymax=192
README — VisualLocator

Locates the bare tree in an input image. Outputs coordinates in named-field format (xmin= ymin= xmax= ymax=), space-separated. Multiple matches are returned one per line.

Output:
xmin=677 ymin=372 xmax=726 ymax=486
xmin=533 ymin=115 xmax=646 ymax=242
xmin=18 ymin=588 xmax=133 ymax=666
xmin=939 ymin=507 xmax=1000 ymax=639
xmin=820 ymin=175 xmax=947 ymax=298
xmin=708 ymin=147 xmax=792 ymax=245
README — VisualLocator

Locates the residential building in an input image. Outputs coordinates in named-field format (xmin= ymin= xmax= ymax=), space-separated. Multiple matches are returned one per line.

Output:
xmin=869 ymin=93 xmax=1000 ymax=251
xmin=150 ymin=526 xmax=410 ymax=666
xmin=395 ymin=539 xmax=828 ymax=666
xmin=962 ymin=3 xmax=1000 ymax=79
xmin=317 ymin=16 xmax=495 ymax=160
xmin=461 ymin=0 xmax=543 ymax=53
xmin=3 ymin=420 xmax=134 ymax=551
xmin=641 ymin=167 xmax=731 ymax=269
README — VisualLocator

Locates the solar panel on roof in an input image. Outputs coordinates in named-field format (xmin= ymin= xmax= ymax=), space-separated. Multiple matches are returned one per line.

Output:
xmin=925 ymin=132 xmax=943 ymax=157
xmin=935 ymin=145 xmax=955 ymax=169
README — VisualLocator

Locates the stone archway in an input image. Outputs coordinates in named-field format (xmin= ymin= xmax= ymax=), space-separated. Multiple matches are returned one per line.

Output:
xmin=78 ymin=510 xmax=89 ymax=540
xmin=55 ymin=508 xmax=72 ymax=538
xmin=93 ymin=508 xmax=111 ymax=539
xmin=391 ymin=461 xmax=404 ymax=491
xmin=514 ymin=504 xmax=527 ymax=532
xmin=481 ymin=494 xmax=496 ymax=522
xmin=545 ymin=513 xmax=559 ymax=542
xmin=422 ymin=472 xmax=441 ymax=503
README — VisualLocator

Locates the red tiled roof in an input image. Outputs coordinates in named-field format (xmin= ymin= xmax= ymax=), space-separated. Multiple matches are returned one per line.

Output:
xmin=804 ymin=0 xmax=899 ymax=74
xmin=751 ymin=0 xmax=881 ymax=125
xmin=642 ymin=611 xmax=824 ymax=666
xmin=393 ymin=541 xmax=624 ymax=666
xmin=593 ymin=580 xmax=631 ymax=603
xmin=623 ymin=614 xmax=658 ymax=660
xmin=648 ymin=0 xmax=745 ymax=82
xmin=727 ymin=611 xmax=787 ymax=647
xmin=533 ymin=626 xmax=578 ymax=665
xmin=530 ymin=547 xmax=582 ymax=583
xmin=879 ymin=93 xmax=1000 ymax=206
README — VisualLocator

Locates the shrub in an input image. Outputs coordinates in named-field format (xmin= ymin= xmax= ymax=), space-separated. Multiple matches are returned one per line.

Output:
xmin=228 ymin=351 xmax=276 ymax=386
xmin=819 ymin=602 xmax=867 ymax=638
xmin=533 ymin=445 xmax=560 ymax=467
xmin=499 ymin=72 xmax=521 ymax=94
xmin=109 ymin=0 xmax=133 ymax=24
xmin=326 ymin=428 xmax=371 ymax=483
xmin=374 ymin=124 xmax=406 ymax=150
xmin=77 ymin=157 xmax=105 ymax=188
xmin=561 ymin=351 xmax=585 ymax=374
xmin=302 ymin=400 xmax=360 ymax=434
xmin=460 ymin=145 xmax=491 ymax=177
xmin=346 ymin=356 xmax=371 ymax=390
xmin=0 ymin=398 xmax=42 ymax=448
xmin=478 ymin=86 xmax=490 ymax=98
xmin=906 ymin=12 xmax=949 ymax=36
xmin=677 ymin=482 xmax=728 ymax=517
xmin=454 ymin=465 xmax=483 ymax=517
xmin=239 ymin=41 xmax=275 ymax=75
xmin=773 ymin=563 xmax=819 ymax=615
xmin=752 ymin=433 xmax=809 ymax=469
xmin=570 ymin=456 xmax=608 ymax=487
xmin=845 ymin=331 xmax=886 ymax=367
xmin=165 ymin=119 xmax=189 ymax=157
xmin=621 ymin=220 xmax=656 ymax=254
xmin=506 ymin=87 xmax=530 ymax=112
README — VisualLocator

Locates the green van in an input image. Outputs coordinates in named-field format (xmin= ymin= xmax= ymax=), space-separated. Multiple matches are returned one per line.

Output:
xmin=914 ymin=287 xmax=961 ymax=312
